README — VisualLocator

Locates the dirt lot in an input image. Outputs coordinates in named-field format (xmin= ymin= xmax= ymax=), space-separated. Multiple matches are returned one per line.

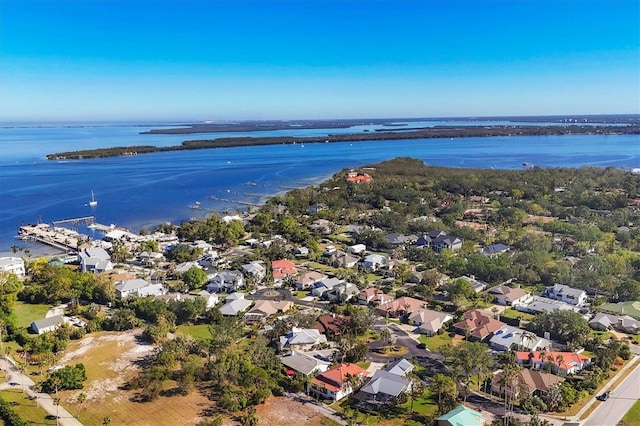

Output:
xmin=57 ymin=330 xmax=342 ymax=426
xmin=254 ymin=396 xmax=327 ymax=426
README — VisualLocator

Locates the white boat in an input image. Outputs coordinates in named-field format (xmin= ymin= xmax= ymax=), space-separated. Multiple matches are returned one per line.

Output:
xmin=89 ymin=190 xmax=97 ymax=207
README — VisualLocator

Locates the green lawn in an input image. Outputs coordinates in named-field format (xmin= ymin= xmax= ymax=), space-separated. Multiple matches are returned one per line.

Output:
xmin=176 ymin=324 xmax=211 ymax=340
xmin=399 ymin=389 xmax=438 ymax=417
xmin=294 ymin=290 xmax=310 ymax=299
xmin=0 ymin=389 xmax=57 ymax=425
xmin=500 ymin=308 xmax=534 ymax=321
xmin=621 ymin=399 xmax=640 ymax=426
xmin=419 ymin=333 xmax=452 ymax=351
xmin=13 ymin=301 xmax=52 ymax=329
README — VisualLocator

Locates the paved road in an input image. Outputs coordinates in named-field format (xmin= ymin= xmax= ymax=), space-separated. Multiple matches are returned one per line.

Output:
xmin=0 ymin=357 xmax=83 ymax=426
xmin=581 ymin=356 xmax=640 ymax=426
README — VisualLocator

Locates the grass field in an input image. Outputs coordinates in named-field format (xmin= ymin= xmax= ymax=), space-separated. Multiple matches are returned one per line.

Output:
xmin=13 ymin=301 xmax=52 ymax=329
xmin=621 ymin=399 xmax=640 ymax=426
xmin=500 ymin=308 xmax=534 ymax=321
xmin=419 ymin=333 xmax=452 ymax=351
xmin=176 ymin=324 xmax=212 ymax=340
xmin=0 ymin=389 xmax=57 ymax=425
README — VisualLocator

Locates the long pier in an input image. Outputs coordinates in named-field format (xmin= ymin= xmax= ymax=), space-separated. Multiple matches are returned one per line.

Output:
xmin=52 ymin=216 xmax=95 ymax=226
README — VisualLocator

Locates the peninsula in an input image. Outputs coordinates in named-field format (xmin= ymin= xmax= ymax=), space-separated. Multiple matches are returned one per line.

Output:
xmin=47 ymin=124 xmax=640 ymax=160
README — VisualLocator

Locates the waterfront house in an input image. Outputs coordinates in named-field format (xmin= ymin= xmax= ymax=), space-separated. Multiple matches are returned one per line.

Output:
xmin=78 ymin=247 xmax=113 ymax=273
xmin=408 ymin=308 xmax=454 ymax=335
xmin=0 ymin=257 xmax=25 ymax=277
xmin=544 ymin=284 xmax=587 ymax=306
xmin=453 ymin=309 xmax=505 ymax=341
xmin=346 ymin=171 xmax=372 ymax=184
xmin=436 ymin=405 xmax=486 ymax=426
xmin=310 ymin=363 xmax=369 ymax=401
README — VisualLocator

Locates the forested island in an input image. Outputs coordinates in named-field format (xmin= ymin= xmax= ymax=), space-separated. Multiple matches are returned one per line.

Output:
xmin=47 ymin=124 xmax=640 ymax=160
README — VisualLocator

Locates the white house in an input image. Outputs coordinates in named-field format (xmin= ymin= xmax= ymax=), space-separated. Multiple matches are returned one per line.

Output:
xmin=241 ymin=261 xmax=266 ymax=281
xmin=544 ymin=284 xmax=587 ymax=306
xmin=116 ymin=278 xmax=165 ymax=298
xmin=78 ymin=248 xmax=113 ymax=273
xmin=219 ymin=292 xmax=252 ymax=316
xmin=206 ymin=270 xmax=245 ymax=293
xmin=489 ymin=325 xmax=550 ymax=352
xmin=31 ymin=315 xmax=65 ymax=334
xmin=348 ymin=244 xmax=366 ymax=254
xmin=279 ymin=327 xmax=328 ymax=353
xmin=408 ymin=309 xmax=454 ymax=335
xmin=363 ymin=254 xmax=387 ymax=271
xmin=311 ymin=277 xmax=344 ymax=298
xmin=0 ymin=257 xmax=25 ymax=277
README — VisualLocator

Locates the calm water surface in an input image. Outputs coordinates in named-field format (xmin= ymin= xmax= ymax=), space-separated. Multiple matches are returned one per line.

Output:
xmin=1 ymin=122 xmax=638 ymax=255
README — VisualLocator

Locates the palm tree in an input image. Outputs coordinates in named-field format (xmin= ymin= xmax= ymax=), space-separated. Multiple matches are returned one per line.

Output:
xmin=76 ymin=392 xmax=86 ymax=419
xmin=429 ymin=373 xmax=457 ymax=413
xmin=102 ymin=416 xmax=111 ymax=426
xmin=555 ymin=354 xmax=565 ymax=375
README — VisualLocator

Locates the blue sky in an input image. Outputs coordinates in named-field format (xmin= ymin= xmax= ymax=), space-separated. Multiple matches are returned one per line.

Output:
xmin=1 ymin=0 xmax=638 ymax=122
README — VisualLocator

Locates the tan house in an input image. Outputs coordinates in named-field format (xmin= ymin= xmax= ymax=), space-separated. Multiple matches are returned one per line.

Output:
xmin=244 ymin=300 xmax=294 ymax=322
xmin=408 ymin=308 xmax=454 ymax=335
xmin=375 ymin=296 xmax=427 ymax=318
xmin=453 ymin=310 xmax=505 ymax=341
xmin=492 ymin=368 xmax=562 ymax=399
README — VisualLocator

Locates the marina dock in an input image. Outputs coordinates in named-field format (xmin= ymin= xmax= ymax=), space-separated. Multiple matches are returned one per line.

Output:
xmin=18 ymin=217 xmax=116 ymax=252
xmin=18 ymin=223 xmax=83 ymax=252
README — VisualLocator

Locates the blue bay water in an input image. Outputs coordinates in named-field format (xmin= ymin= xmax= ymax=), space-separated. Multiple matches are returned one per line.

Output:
xmin=0 ymin=122 xmax=638 ymax=255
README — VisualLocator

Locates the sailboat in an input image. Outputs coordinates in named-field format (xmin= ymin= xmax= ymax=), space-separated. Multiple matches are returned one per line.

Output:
xmin=89 ymin=190 xmax=98 ymax=207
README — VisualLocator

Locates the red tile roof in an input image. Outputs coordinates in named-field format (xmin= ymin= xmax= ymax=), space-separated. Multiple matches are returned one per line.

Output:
xmin=311 ymin=363 xmax=369 ymax=392
xmin=272 ymin=259 xmax=298 ymax=279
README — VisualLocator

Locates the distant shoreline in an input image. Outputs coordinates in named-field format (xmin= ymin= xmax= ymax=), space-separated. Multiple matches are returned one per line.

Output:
xmin=46 ymin=124 xmax=640 ymax=160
